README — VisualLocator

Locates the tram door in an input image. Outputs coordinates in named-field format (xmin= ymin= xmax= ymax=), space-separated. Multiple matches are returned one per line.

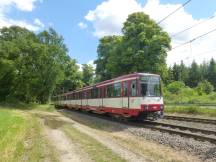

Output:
xmin=129 ymin=80 xmax=138 ymax=109
xmin=98 ymin=87 xmax=103 ymax=108
xmin=122 ymin=81 xmax=129 ymax=108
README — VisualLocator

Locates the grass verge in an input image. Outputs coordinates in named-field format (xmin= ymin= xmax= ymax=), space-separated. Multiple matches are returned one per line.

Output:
xmin=63 ymin=125 xmax=126 ymax=162
xmin=0 ymin=103 xmax=56 ymax=112
xmin=165 ymin=105 xmax=216 ymax=117
xmin=0 ymin=108 xmax=59 ymax=162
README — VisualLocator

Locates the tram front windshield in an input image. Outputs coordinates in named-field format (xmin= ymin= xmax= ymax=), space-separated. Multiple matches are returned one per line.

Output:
xmin=140 ymin=75 xmax=161 ymax=97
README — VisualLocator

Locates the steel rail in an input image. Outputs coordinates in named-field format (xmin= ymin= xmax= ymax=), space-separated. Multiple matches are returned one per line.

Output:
xmin=143 ymin=121 xmax=216 ymax=136
xmin=164 ymin=115 xmax=216 ymax=125
xmin=140 ymin=124 xmax=216 ymax=144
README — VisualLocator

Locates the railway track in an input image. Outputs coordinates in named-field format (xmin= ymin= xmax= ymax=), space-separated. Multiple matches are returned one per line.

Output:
xmin=60 ymin=109 xmax=216 ymax=144
xmin=164 ymin=115 xmax=216 ymax=125
xmin=139 ymin=121 xmax=216 ymax=144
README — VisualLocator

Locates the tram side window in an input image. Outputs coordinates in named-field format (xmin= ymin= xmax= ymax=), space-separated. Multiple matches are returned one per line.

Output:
xmin=131 ymin=80 xmax=137 ymax=97
xmin=88 ymin=90 xmax=91 ymax=99
xmin=114 ymin=82 xmax=121 ymax=97
xmin=93 ymin=88 xmax=98 ymax=98
xmin=123 ymin=81 xmax=128 ymax=97
xmin=82 ymin=92 xmax=84 ymax=99
xmin=79 ymin=92 xmax=81 ymax=99
xmin=91 ymin=89 xmax=93 ymax=99
xmin=90 ymin=88 xmax=98 ymax=99
xmin=107 ymin=85 xmax=113 ymax=97
xmin=98 ymin=88 xmax=102 ymax=98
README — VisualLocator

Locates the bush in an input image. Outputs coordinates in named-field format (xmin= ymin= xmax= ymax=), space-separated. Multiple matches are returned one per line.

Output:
xmin=166 ymin=81 xmax=185 ymax=94
xmin=165 ymin=105 xmax=216 ymax=117
xmin=196 ymin=80 xmax=214 ymax=95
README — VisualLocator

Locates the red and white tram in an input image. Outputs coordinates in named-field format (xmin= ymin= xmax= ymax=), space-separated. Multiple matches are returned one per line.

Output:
xmin=53 ymin=73 xmax=164 ymax=119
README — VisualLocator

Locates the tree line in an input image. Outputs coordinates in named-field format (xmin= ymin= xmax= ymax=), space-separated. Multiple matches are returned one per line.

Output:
xmin=0 ymin=26 xmax=94 ymax=103
xmin=167 ymin=59 xmax=216 ymax=90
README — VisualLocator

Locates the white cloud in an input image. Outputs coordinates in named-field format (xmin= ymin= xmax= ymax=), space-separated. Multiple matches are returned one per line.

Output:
xmin=0 ymin=0 xmax=39 ymax=12
xmin=78 ymin=22 xmax=87 ymax=29
xmin=34 ymin=18 xmax=44 ymax=28
xmin=77 ymin=63 xmax=83 ymax=71
xmin=77 ymin=60 xmax=96 ymax=72
xmin=85 ymin=0 xmax=142 ymax=37
xmin=85 ymin=0 xmax=216 ymax=65
xmin=0 ymin=18 xmax=43 ymax=31
xmin=0 ymin=0 xmax=43 ymax=31
xmin=87 ymin=60 xmax=96 ymax=70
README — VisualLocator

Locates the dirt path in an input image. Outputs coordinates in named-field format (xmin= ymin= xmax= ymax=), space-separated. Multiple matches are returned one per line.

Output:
xmin=44 ymin=127 xmax=89 ymax=162
xmin=71 ymin=119 xmax=147 ymax=162
xmin=39 ymin=112 xmax=92 ymax=162
xmin=34 ymin=110 xmax=148 ymax=162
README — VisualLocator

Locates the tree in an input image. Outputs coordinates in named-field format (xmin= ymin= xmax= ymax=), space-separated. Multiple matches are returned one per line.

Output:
xmin=166 ymin=66 xmax=174 ymax=84
xmin=53 ymin=59 xmax=83 ymax=96
xmin=179 ymin=61 xmax=189 ymax=83
xmin=186 ymin=61 xmax=201 ymax=87
xmin=172 ymin=63 xmax=181 ymax=81
xmin=171 ymin=61 xmax=188 ymax=83
xmin=94 ymin=12 xmax=171 ymax=81
xmin=0 ymin=26 xmax=38 ymax=102
xmin=0 ymin=26 xmax=76 ymax=103
xmin=200 ymin=60 xmax=208 ymax=81
xmin=95 ymin=36 xmax=122 ymax=81
xmin=207 ymin=58 xmax=216 ymax=90
xmin=121 ymin=12 xmax=171 ymax=79
xmin=82 ymin=64 xmax=94 ymax=86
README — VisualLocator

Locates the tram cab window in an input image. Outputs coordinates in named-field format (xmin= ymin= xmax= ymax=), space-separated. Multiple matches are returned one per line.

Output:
xmin=131 ymin=80 xmax=137 ymax=97
xmin=140 ymin=75 xmax=161 ymax=97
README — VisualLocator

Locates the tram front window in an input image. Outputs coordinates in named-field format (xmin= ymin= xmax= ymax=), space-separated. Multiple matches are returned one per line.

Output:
xmin=140 ymin=76 xmax=161 ymax=97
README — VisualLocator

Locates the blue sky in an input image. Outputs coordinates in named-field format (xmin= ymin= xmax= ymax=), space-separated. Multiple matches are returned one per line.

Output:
xmin=1 ymin=0 xmax=216 ymax=65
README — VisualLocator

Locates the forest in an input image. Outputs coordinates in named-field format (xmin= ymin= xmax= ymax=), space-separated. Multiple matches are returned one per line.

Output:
xmin=0 ymin=12 xmax=216 ymax=104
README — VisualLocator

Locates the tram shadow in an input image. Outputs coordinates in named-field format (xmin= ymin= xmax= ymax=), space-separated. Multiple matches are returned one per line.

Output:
xmin=57 ymin=108 xmax=135 ymax=133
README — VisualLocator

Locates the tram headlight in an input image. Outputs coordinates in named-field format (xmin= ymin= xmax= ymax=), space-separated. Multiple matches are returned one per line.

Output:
xmin=144 ymin=105 xmax=148 ymax=110
xmin=160 ymin=105 xmax=164 ymax=110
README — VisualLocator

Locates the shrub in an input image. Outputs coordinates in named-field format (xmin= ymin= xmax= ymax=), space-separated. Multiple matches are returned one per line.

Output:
xmin=196 ymin=80 xmax=214 ymax=95
xmin=166 ymin=81 xmax=185 ymax=94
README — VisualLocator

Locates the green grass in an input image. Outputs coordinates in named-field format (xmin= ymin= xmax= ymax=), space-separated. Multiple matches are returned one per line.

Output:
xmin=165 ymin=105 xmax=216 ymax=117
xmin=164 ymin=90 xmax=216 ymax=105
xmin=0 ymin=103 xmax=56 ymax=112
xmin=31 ymin=104 xmax=56 ymax=112
xmin=63 ymin=125 xmax=126 ymax=162
xmin=0 ymin=108 xmax=59 ymax=162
